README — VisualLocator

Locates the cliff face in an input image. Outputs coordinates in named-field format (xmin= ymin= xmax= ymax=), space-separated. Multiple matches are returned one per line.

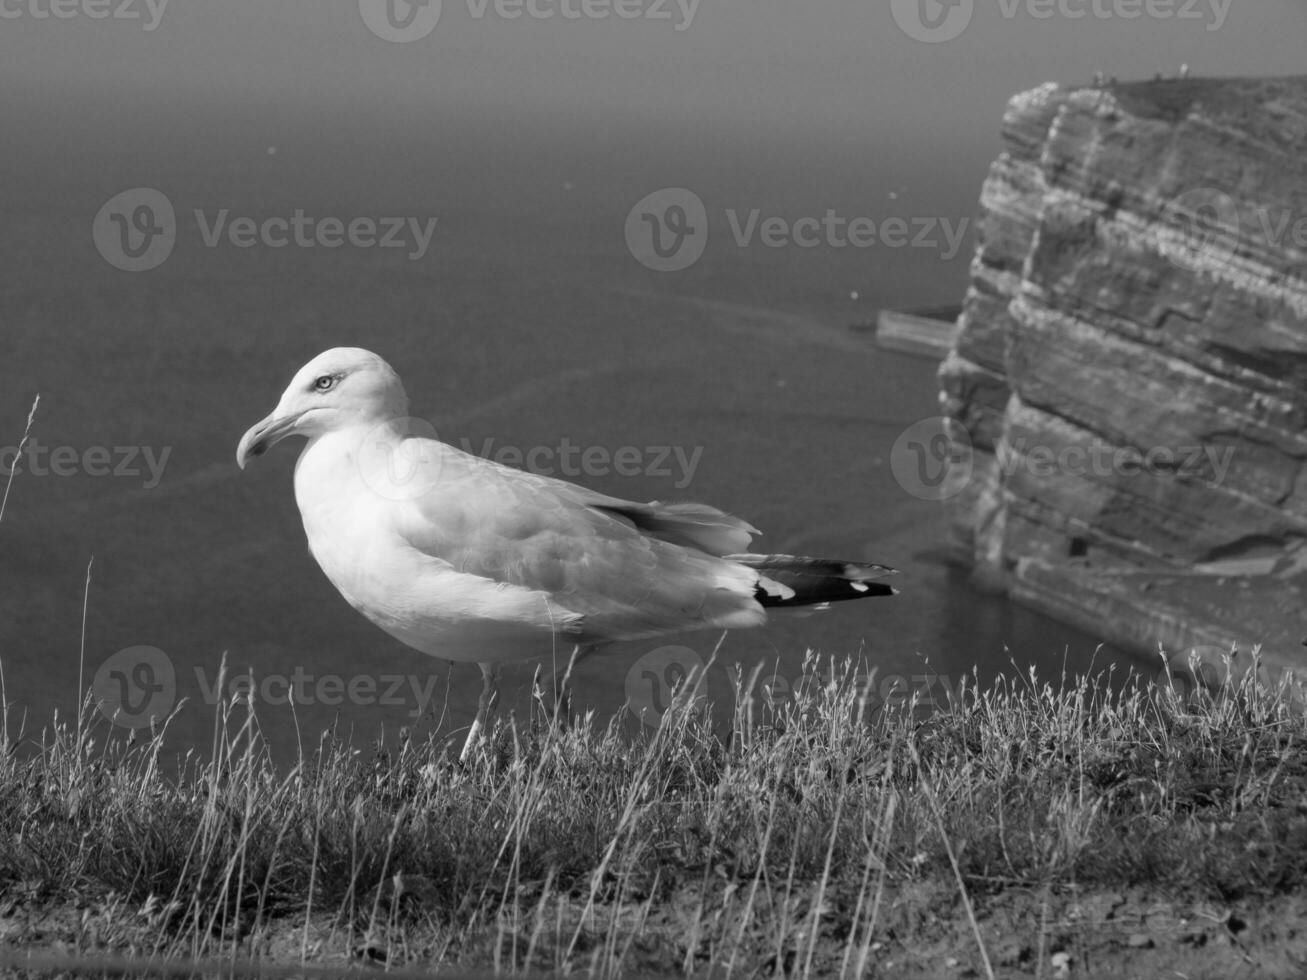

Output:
xmin=940 ymin=77 xmax=1307 ymax=673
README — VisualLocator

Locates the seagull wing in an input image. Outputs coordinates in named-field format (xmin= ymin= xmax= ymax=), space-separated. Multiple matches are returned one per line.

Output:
xmin=385 ymin=437 xmax=767 ymax=642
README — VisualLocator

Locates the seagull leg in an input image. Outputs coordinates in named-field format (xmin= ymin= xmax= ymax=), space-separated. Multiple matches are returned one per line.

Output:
xmin=460 ymin=661 xmax=500 ymax=762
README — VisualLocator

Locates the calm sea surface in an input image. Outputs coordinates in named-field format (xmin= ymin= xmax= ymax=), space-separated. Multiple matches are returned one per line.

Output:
xmin=0 ymin=105 xmax=1132 ymax=758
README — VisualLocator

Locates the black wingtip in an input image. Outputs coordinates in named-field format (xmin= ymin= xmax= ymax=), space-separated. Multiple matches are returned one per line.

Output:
xmin=738 ymin=553 xmax=901 ymax=608
xmin=850 ymin=582 xmax=898 ymax=599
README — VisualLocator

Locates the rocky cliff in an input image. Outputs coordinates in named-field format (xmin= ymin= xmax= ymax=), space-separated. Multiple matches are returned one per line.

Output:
xmin=939 ymin=77 xmax=1307 ymax=676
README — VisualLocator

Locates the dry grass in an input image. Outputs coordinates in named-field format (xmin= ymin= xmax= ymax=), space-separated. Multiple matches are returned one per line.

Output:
xmin=1 ymin=648 xmax=1304 ymax=977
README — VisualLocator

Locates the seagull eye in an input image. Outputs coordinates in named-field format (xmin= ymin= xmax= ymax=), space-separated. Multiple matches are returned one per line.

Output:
xmin=313 ymin=375 xmax=337 ymax=392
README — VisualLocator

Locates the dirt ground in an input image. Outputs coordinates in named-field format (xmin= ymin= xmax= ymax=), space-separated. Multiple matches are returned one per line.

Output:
xmin=853 ymin=882 xmax=1307 ymax=979
xmin=3 ymin=881 xmax=1306 ymax=979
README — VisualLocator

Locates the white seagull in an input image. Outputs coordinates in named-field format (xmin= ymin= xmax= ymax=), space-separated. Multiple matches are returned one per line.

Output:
xmin=236 ymin=348 xmax=897 ymax=757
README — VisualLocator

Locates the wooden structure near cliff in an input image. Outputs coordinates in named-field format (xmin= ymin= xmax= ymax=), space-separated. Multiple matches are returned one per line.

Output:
xmin=939 ymin=77 xmax=1307 ymax=675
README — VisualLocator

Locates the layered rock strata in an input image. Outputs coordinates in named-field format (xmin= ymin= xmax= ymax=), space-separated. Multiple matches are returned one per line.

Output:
xmin=939 ymin=77 xmax=1307 ymax=674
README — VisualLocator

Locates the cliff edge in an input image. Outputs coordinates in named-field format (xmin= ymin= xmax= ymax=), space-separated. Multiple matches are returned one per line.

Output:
xmin=940 ymin=77 xmax=1307 ymax=674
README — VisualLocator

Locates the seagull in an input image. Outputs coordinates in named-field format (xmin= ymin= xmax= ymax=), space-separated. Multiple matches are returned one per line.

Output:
xmin=236 ymin=348 xmax=898 ymax=758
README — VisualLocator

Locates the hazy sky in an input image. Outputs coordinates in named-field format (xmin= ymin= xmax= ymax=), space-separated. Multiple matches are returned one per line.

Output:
xmin=3 ymin=0 xmax=1304 ymax=154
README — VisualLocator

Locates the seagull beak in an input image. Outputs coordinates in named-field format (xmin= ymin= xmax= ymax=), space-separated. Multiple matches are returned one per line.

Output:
xmin=236 ymin=410 xmax=303 ymax=469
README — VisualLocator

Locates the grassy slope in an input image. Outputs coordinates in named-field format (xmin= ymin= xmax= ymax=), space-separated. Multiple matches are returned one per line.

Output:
xmin=1 ymin=651 xmax=1306 ymax=979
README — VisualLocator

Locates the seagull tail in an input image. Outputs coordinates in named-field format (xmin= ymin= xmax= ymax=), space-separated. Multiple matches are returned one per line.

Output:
xmin=727 ymin=553 xmax=898 ymax=608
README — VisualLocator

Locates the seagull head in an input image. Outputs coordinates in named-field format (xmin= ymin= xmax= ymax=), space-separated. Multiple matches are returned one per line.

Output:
xmin=236 ymin=347 xmax=409 ymax=468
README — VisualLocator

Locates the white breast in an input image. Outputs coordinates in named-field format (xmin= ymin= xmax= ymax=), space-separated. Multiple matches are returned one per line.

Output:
xmin=290 ymin=428 xmax=574 ymax=664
